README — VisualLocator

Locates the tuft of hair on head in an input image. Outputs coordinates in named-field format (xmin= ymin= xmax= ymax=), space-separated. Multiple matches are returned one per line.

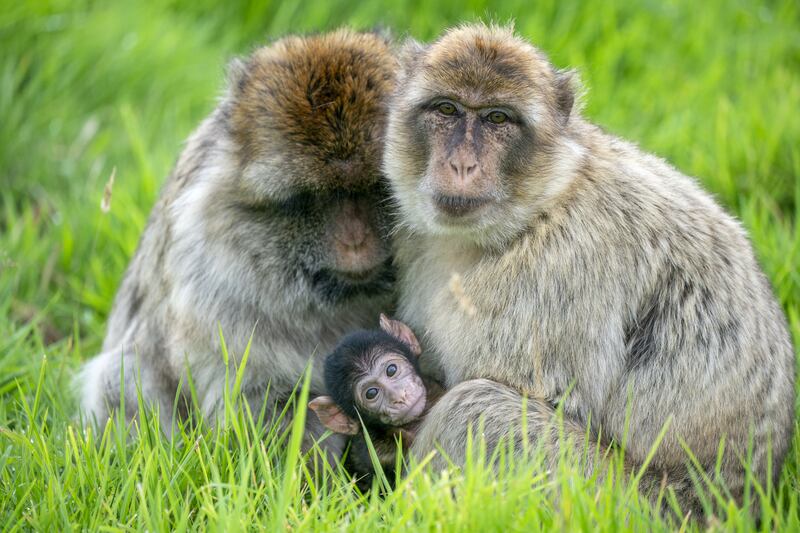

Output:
xmin=224 ymin=28 xmax=398 ymax=200
xmin=398 ymin=22 xmax=583 ymax=132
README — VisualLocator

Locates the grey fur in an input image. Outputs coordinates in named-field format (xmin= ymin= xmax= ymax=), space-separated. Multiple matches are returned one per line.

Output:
xmin=384 ymin=24 xmax=795 ymax=514
xmin=78 ymin=30 xmax=398 ymax=462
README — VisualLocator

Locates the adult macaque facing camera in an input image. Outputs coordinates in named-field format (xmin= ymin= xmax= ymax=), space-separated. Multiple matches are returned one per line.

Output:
xmin=383 ymin=23 xmax=794 ymax=515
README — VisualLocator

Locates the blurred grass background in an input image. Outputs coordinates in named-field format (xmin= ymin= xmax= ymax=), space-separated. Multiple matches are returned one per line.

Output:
xmin=1 ymin=0 xmax=798 ymax=529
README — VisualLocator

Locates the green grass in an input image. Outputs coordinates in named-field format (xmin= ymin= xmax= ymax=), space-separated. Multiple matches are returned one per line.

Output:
xmin=1 ymin=0 xmax=799 ymax=529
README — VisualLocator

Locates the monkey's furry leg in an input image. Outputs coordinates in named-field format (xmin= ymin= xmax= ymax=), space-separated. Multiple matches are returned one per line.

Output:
xmin=78 ymin=347 xmax=182 ymax=437
xmin=410 ymin=379 xmax=699 ymax=515
xmin=409 ymin=379 xmax=585 ymax=472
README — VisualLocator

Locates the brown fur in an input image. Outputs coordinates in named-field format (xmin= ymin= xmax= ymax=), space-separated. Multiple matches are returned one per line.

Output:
xmin=231 ymin=31 xmax=394 ymax=195
xmin=78 ymin=30 xmax=398 ymax=465
xmin=384 ymin=24 xmax=795 ymax=517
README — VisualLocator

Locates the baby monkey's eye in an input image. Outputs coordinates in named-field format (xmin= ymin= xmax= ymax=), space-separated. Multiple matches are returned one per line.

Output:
xmin=386 ymin=364 xmax=397 ymax=377
xmin=365 ymin=387 xmax=379 ymax=400
xmin=437 ymin=102 xmax=457 ymax=116
xmin=487 ymin=110 xmax=509 ymax=124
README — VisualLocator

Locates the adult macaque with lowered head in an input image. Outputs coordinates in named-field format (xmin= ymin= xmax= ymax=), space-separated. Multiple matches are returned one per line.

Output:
xmin=384 ymin=23 xmax=794 ymax=514
xmin=309 ymin=314 xmax=444 ymax=487
xmin=79 ymin=29 xmax=397 ymax=461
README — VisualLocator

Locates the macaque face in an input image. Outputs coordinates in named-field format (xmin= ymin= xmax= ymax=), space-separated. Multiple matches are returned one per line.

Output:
xmin=264 ymin=186 xmax=396 ymax=304
xmin=227 ymin=31 xmax=397 ymax=306
xmin=417 ymin=98 xmax=531 ymax=228
xmin=354 ymin=350 xmax=427 ymax=426
xmin=385 ymin=27 xmax=575 ymax=246
xmin=387 ymin=80 xmax=546 ymax=245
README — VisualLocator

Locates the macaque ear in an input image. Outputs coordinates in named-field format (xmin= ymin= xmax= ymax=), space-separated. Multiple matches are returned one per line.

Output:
xmin=225 ymin=57 xmax=249 ymax=96
xmin=397 ymin=38 xmax=427 ymax=76
xmin=379 ymin=313 xmax=422 ymax=357
xmin=308 ymin=396 xmax=360 ymax=435
xmin=554 ymin=68 xmax=582 ymax=124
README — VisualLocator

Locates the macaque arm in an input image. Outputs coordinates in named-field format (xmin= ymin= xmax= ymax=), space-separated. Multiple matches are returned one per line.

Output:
xmin=409 ymin=379 xmax=599 ymax=475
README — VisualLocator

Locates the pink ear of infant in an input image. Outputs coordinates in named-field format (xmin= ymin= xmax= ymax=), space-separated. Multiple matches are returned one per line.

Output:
xmin=379 ymin=313 xmax=422 ymax=357
xmin=308 ymin=395 xmax=360 ymax=435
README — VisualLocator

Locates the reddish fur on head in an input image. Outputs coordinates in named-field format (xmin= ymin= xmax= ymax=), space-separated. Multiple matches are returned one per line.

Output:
xmin=230 ymin=29 xmax=397 ymax=197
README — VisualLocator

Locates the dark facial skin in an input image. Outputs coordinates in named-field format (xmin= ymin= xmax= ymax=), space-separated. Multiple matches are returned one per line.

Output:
xmin=267 ymin=186 xmax=396 ymax=303
xmin=417 ymin=97 xmax=531 ymax=225
xmin=354 ymin=350 xmax=427 ymax=426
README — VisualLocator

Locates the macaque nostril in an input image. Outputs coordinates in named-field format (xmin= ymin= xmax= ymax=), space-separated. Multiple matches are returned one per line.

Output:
xmin=339 ymin=223 xmax=368 ymax=248
xmin=448 ymin=159 xmax=479 ymax=181
xmin=335 ymin=201 xmax=372 ymax=249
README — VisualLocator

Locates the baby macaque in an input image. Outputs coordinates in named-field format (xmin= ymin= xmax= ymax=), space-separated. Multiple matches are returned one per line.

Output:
xmin=308 ymin=314 xmax=444 ymax=487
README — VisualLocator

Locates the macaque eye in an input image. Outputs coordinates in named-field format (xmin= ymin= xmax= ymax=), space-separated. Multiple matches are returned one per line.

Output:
xmin=487 ymin=111 xmax=509 ymax=124
xmin=365 ymin=387 xmax=379 ymax=400
xmin=276 ymin=191 xmax=314 ymax=215
xmin=386 ymin=363 xmax=397 ymax=377
xmin=437 ymin=102 xmax=457 ymax=116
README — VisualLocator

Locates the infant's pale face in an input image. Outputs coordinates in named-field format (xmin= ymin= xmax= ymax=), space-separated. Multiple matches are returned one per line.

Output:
xmin=354 ymin=351 xmax=427 ymax=426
